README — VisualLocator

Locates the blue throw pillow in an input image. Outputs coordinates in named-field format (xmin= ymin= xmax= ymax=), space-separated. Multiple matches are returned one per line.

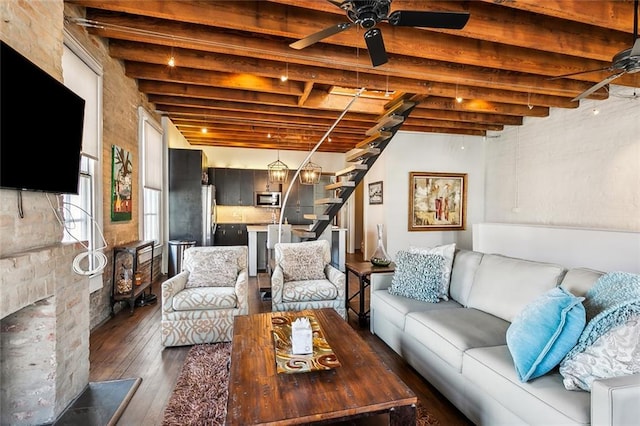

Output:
xmin=388 ymin=251 xmax=444 ymax=303
xmin=506 ymin=287 xmax=586 ymax=382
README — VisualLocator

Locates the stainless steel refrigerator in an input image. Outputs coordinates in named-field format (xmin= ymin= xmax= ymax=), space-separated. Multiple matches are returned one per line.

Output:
xmin=202 ymin=184 xmax=217 ymax=246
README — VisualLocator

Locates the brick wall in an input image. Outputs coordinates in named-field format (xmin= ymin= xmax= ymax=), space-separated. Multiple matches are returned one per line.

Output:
xmin=0 ymin=0 xmax=161 ymax=422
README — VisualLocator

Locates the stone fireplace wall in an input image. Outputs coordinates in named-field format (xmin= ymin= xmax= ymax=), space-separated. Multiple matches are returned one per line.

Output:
xmin=1 ymin=2 xmax=89 ymax=424
xmin=0 ymin=193 xmax=90 ymax=424
xmin=0 ymin=241 xmax=89 ymax=425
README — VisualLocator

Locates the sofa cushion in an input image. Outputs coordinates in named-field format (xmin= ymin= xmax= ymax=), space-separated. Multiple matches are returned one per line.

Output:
xmin=404 ymin=308 xmax=509 ymax=372
xmin=560 ymin=267 xmax=604 ymax=297
xmin=506 ymin=287 xmax=586 ymax=382
xmin=449 ymin=249 xmax=483 ymax=306
xmin=172 ymin=287 xmax=237 ymax=311
xmin=560 ymin=315 xmax=640 ymax=391
xmin=371 ymin=290 xmax=462 ymax=331
xmin=282 ymin=279 xmax=338 ymax=303
xmin=408 ymin=243 xmax=456 ymax=300
xmin=463 ymin=345 xmax=591 ymax=425
xmin=388 ymin=251 xmax=444 ymax=303
xmin=184 ymin=249 xmax=240 ymax=288
xmin=466 ymin=254 xmax=566 ymax=322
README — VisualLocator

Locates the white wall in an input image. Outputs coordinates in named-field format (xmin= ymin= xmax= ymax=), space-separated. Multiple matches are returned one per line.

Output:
xmin=484 ymin=88 xmax=640 ymax=231
xmin=364 ymin=131 xmax=486 ymax=258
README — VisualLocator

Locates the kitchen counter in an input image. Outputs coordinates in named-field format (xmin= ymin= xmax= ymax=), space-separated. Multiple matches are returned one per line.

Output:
xmin=247 ymin=225 xmax=347 ymax=276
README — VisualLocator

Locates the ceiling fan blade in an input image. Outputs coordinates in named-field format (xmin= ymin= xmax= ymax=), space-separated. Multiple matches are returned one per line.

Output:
xmin=364 ymin=28 xmax=388 ymax=67
xmin=631 ymin=38 xmax=640 ymax=57
xmin=571 ymin=71 xmax=626 ymax=101
xmin=547 ymin=66 xmax=613 ymax=80
xmin=289 ymin=22 xmax=353 ymax=50
xmin=388 ymin=10 xmax=470 ymax=29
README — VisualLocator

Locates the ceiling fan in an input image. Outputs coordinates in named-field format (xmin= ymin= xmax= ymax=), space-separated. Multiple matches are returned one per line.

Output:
xmin=554 ymin=0 xmax=640 ymax=102
xmin=289 ymin=0 xmax=470 ymax=67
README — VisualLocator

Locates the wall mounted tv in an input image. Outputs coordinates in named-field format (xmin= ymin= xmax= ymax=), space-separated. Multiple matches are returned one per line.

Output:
xmin=1 ymin=40 xmax=85 ymax=194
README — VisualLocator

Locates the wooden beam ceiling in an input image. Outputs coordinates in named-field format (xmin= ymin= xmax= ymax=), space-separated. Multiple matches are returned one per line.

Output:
xmin=65 ymin=0 xmax=640 ymax=153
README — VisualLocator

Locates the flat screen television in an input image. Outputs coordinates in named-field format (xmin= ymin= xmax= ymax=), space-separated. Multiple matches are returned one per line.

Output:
xmin=1 ymin=40 xmax=85 ymax=194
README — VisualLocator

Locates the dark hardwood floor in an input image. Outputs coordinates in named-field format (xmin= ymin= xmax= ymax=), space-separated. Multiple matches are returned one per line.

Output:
xmin=89 ymin=251 xmax=472 ymax=425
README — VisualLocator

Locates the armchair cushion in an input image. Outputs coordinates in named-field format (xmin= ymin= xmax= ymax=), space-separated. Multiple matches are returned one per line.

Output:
xmin=282 ymin=279 xmax=338 ymax=302
xmin=276 ymin=240 xmax=327 ymax=282
xmin=184 ymin=247 xmax=240 ymax=288
xmin=172 ymin=287 xmax=238 ymax=311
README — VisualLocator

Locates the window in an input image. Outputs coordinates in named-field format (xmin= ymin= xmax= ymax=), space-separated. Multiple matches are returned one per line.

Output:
xmin=62 ymin=32 xmax=104 ymax=291
xmin=63 ymin=156 xmax=94 ymax=245
xmin=139 ymin=108 xmax=164 ymax=248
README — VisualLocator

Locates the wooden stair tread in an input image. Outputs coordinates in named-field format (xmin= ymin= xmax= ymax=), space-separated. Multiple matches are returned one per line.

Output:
xmin=366 ymin=114 xmax=404 ymax=136
xmin=325 ymin=181 xmax=355 ymax=190
xmin=346 ymin=147 xmax=381 ymax=163
xmin=335 ymin=164 xmax=368 ymax=177
xmin=355 ymin=131 xmax=392 ymax=149
xmin=315 ymin=197 xmax=342 ymax=205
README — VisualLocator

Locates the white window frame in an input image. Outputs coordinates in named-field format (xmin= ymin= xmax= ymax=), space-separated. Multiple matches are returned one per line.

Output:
xmin=138 ymin=107 xmax=165 ymax=258
xmin=62 ymin=31 xmax=104 ymax=293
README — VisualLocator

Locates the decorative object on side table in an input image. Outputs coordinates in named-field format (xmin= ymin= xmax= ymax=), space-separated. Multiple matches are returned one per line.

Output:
xmin=409 ymin=171 xmax=467 ymax=231
xmin=370 ymin=223 xmax=391 ymax=266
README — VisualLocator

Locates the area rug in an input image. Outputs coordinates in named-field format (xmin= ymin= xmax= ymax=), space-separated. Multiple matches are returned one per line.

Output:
xmin=162 ymin=343 xmax=439 ymax=425
xmin=53 ymin=377 xmax=141 ymax=426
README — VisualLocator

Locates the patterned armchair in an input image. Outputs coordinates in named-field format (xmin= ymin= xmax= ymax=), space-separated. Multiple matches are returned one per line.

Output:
xmin=161 ymin=246 xmax=248 ymax=347
xmin=271 ymin=240 xmax=346 ymax=319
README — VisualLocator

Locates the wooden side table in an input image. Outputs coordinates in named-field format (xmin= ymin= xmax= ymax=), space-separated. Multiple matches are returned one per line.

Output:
xmin=345 ymin=261 xmax=395 ymax=326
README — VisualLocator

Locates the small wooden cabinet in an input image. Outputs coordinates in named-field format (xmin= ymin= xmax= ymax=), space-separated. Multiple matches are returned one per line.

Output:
xmin=111 ymin=240 xmax=156 ymax=315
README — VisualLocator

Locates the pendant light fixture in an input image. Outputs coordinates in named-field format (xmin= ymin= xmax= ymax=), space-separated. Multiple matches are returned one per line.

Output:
xmin=299 ymin=159 xmax=322 ymax=185
xmin=268 ymin=150 xmax=289 ymax=184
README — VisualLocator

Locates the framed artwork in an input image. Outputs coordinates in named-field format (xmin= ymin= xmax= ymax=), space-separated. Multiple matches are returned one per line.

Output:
xmin=368 ymin=181 xmax=383 ymax=205
xmin=111 ymin=145 xmax=133 ymax=222
xmin=409 ymin=172 xmax=467 ymax=231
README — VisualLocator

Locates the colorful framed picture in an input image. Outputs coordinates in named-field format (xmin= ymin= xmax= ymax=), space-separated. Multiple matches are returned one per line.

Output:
xmin=368 ymin=181 xmax=383 ymax=205
xmin=111 ymin=145 xmax=133 ymax=222
xmin=409 ymin=172 xmax=467 ymax=231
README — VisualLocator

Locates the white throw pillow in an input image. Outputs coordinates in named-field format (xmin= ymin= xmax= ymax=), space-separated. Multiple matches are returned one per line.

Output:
xmin=408 ymin=243 xmax=456 ymax=300
xmin=560 ymin=315 xmax=640 ymax=391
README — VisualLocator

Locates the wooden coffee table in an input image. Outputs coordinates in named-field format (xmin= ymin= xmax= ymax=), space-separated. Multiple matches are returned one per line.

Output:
xmin=226 ymin=308 xmax=417 ymax=425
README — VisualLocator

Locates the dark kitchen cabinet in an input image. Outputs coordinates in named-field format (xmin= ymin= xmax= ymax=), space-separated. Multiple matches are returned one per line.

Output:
xmin=215 ymin=168 xmax=254 ymax=206
xmin=169 ymin=149 xmax=206 ymax=245
xmin=214 ymin=224 xmax=248 ymax=246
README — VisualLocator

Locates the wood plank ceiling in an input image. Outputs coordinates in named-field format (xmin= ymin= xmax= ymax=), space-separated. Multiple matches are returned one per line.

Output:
xmin=65 ymin=0 xmax=640 ymax=153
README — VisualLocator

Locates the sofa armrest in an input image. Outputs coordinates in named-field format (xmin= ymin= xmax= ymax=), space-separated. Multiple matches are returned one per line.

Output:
xmin=371 ymin=272 xmax=394 ymax=292
xmin=161 ymin=271 xmax=189 ymax=313
xmin=235 ymin=268 xmax=249 ymax=314
xmin=325 ymin=264 xmax=346 ymax=298
xmin=591 ymin=373 xmax=640 ymax=426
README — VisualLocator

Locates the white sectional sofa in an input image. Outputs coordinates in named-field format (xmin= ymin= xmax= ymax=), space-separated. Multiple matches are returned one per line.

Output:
xmin=370 ymin=249 xmax=640 ymax=425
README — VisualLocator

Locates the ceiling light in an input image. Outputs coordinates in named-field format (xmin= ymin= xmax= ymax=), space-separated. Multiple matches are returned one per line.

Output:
xmin=280 ymin=75 xmax=288 ymax=82
xmin=168 ymin=56 xmax=176 ymax=67
xmin=592 ymin=108 xmax=600 ymax=115
xmin=201 ymin=127 xmax=208 ymax=134
xmin=455 ymin=96 xmax=463 ymax=103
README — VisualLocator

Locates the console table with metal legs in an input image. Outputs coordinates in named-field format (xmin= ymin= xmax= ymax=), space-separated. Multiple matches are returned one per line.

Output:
xmin=345 ymin=261 xmax=395 ymax=326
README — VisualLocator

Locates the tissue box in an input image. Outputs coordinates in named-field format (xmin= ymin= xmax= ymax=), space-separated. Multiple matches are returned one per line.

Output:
xmin=291 ymin=317 xmax=313 ymax=355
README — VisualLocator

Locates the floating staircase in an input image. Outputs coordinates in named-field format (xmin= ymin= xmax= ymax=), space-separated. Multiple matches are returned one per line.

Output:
xmin=292 ymin=95 xmax=418 ymax=241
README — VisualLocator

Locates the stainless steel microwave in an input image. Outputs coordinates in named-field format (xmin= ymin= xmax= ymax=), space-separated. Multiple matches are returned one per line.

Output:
xmin=255 ymin=191 xmax=281 ymax=208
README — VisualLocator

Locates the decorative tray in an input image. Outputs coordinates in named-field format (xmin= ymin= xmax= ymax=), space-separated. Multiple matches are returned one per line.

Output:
xmin=271 ymin=313 xmax=341 ymax=374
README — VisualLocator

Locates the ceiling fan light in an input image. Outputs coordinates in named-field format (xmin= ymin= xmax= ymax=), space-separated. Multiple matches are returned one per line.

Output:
xmin=299 ymin=160 xmax=322 ymax=185
xmin=268 ymin=159 xmax=289 ymax=184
